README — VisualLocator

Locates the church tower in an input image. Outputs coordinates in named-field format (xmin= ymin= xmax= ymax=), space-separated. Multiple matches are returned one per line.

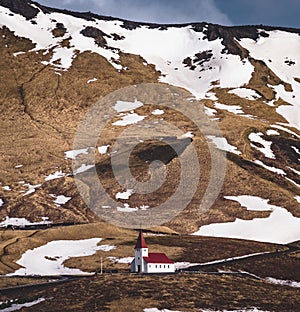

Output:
xmin=134 ymin=230 xmax=148 ymax=273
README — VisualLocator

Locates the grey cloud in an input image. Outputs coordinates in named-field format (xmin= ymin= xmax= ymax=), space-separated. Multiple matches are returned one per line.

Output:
xmin=38 ymin=0 xmax=232 ymax=25
xmin=215 ymin=0 xmax=300 ymax=28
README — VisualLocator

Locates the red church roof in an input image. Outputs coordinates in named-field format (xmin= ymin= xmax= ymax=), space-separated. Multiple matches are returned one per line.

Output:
xmin=143 ymin=253 xmax=174 ymax=264
xmin=134 ymin=230 xmax=148 ymax=249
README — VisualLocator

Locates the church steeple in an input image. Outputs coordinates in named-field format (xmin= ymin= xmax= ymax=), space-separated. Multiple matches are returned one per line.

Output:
xmin=133 ymin=230 xmax=148 ymax=273
xmin=134 ymin=230 xmax=148 ymax=249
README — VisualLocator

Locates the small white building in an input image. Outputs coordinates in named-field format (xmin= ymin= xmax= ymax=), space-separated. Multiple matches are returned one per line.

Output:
xmin=130 ymin=230 xmax=175 ymax=273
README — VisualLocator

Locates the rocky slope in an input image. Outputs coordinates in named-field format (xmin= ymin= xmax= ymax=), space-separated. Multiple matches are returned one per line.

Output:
xmin=0 ymin=0 xmax=299 ymax=242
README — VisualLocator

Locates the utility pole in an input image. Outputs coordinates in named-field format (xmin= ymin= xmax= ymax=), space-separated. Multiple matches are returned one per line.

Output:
xmin=100 ymin=257 xmax=103 ymax=274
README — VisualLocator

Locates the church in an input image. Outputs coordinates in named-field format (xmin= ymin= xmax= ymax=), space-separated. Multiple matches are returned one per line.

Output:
xmin=130 ymin=230 xmax=175 ymax=273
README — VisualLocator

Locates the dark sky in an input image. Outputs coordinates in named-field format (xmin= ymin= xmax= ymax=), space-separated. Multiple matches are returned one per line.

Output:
xmin=37 ymin=0 xmax=300 ymax=28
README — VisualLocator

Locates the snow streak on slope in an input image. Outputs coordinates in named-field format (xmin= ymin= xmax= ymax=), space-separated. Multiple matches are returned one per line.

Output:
xmin=254 ymin=160 xmax=286 ymax=175
xmin=194 ymin=195 xmax=300 ymax=244
xmin=206 ymin=135 xmax=241 ymax=155
xmin=0 ymin=216 xmax=51 ymax=228
xmin=240 ymin=31 xmax=300 ymax=130
xmin=228 ymin=88 xmax=261 ymax=100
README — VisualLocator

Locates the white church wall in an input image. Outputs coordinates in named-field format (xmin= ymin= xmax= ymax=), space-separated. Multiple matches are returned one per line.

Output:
xmin=145 ymin=262 xmax=175 ymax=273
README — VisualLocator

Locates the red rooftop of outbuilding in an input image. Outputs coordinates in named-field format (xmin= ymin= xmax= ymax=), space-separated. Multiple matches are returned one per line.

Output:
xmin=143 ymin=253 xmax=174 ymax=264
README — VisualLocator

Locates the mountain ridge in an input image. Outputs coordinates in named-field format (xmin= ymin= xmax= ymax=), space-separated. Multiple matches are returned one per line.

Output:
xmin=0 ymin=0 xmax=299 ymax=243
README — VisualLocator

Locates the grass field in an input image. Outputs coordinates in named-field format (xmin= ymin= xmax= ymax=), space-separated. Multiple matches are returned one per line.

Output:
xmin=0 ymin=272 xmax=299 ymax=311
xmin=0 ymin=215 xmax=298 ymax=312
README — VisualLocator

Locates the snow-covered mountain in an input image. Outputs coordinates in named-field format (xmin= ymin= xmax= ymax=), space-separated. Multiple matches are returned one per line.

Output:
xmin=0 ymin=0 xmax=299 ymax=243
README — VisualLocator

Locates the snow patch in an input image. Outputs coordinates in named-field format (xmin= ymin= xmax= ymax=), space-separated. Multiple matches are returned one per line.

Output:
xmin=112 ymin=113 xmax=145 ymax=126
xmin=113 ymin=99 xmax=143 ymax=112
xmin=65 ymin=148 xmax=89 ymax=160
xmin=97 ymin=244 xmax=116 ymax=252
xmin=207 ymin=135 xmax=241 ymax=155
xmin=87 ymin=78 xmax=98 ymax=83
xmin=228 ymin=88 xmax=260 ymax=100
xmin=289 ymin=167 xmax=300 ymax=176
xmin=271 ymin=124 xmax=300 ymax=139
xmin=292 ymin=146 xmax=300 ymax=155
xmin=50 ymin=194 xmax=71 ymax=206
xmin=22 ymin=183 xmax=42 ymax=196
xmin=116 ymin=189 xmax=133 ymax=200
xmin=13 ymin=51 xmax=26 ymax=57
xmin=45 ymin=170 xmax=68 ymax=181
xmin=180 ymin=131 xmax=194 ymax=139
xmin=194 ymin=195 xmax=300 ymax=244
xmin=140 ymin=205 xmax=150 ymax=210
xmin=205 ymin=92 xmax=218 ymax=101
xmin=248 ymin=132 xmax=275 ymax=159
xmin=0 ymin=216 xmax=51 ymax=228
xmin=175 ymin=262 xmax=201 ymax=270
xmin=42 ymin=46 xmax=75 ymax=70
xmin=117 ymin=203 xmax=138 ymax=212
xmin=273 ymin=84 xmax=300 ymax=131
xmin=254 ymin=160 xmax=286 ymax=175
xmin=73 ymin=164 xmax=94 ymax=174
xmin=214 ymin=103 xmax=244 ymax=115
xmin=0 ymin=297 xmax=46 ymax=311
xmin=266 ymin=129 xmax=280 ymax=136
xmin=108 ymin=256 xmax=134 ymax=264
xmin=204 ymin=106 xmax=217 ymax=117
xmin=224 ymin=196 xmax=273 ymax=211
xmin=285 ymin=177 xmax=300 ymax=188
xmin=291 ymin=147 xmax=300 ymax=162
xmin=8 ymin=238 xmax=109 ymax=276
xmin=98 ymin=145 xmax=110 ymax=155
xmin=265 ymin=277 xmax=300 ymax=288
xmin=152 ymin=109 xmax=165 ymax=115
